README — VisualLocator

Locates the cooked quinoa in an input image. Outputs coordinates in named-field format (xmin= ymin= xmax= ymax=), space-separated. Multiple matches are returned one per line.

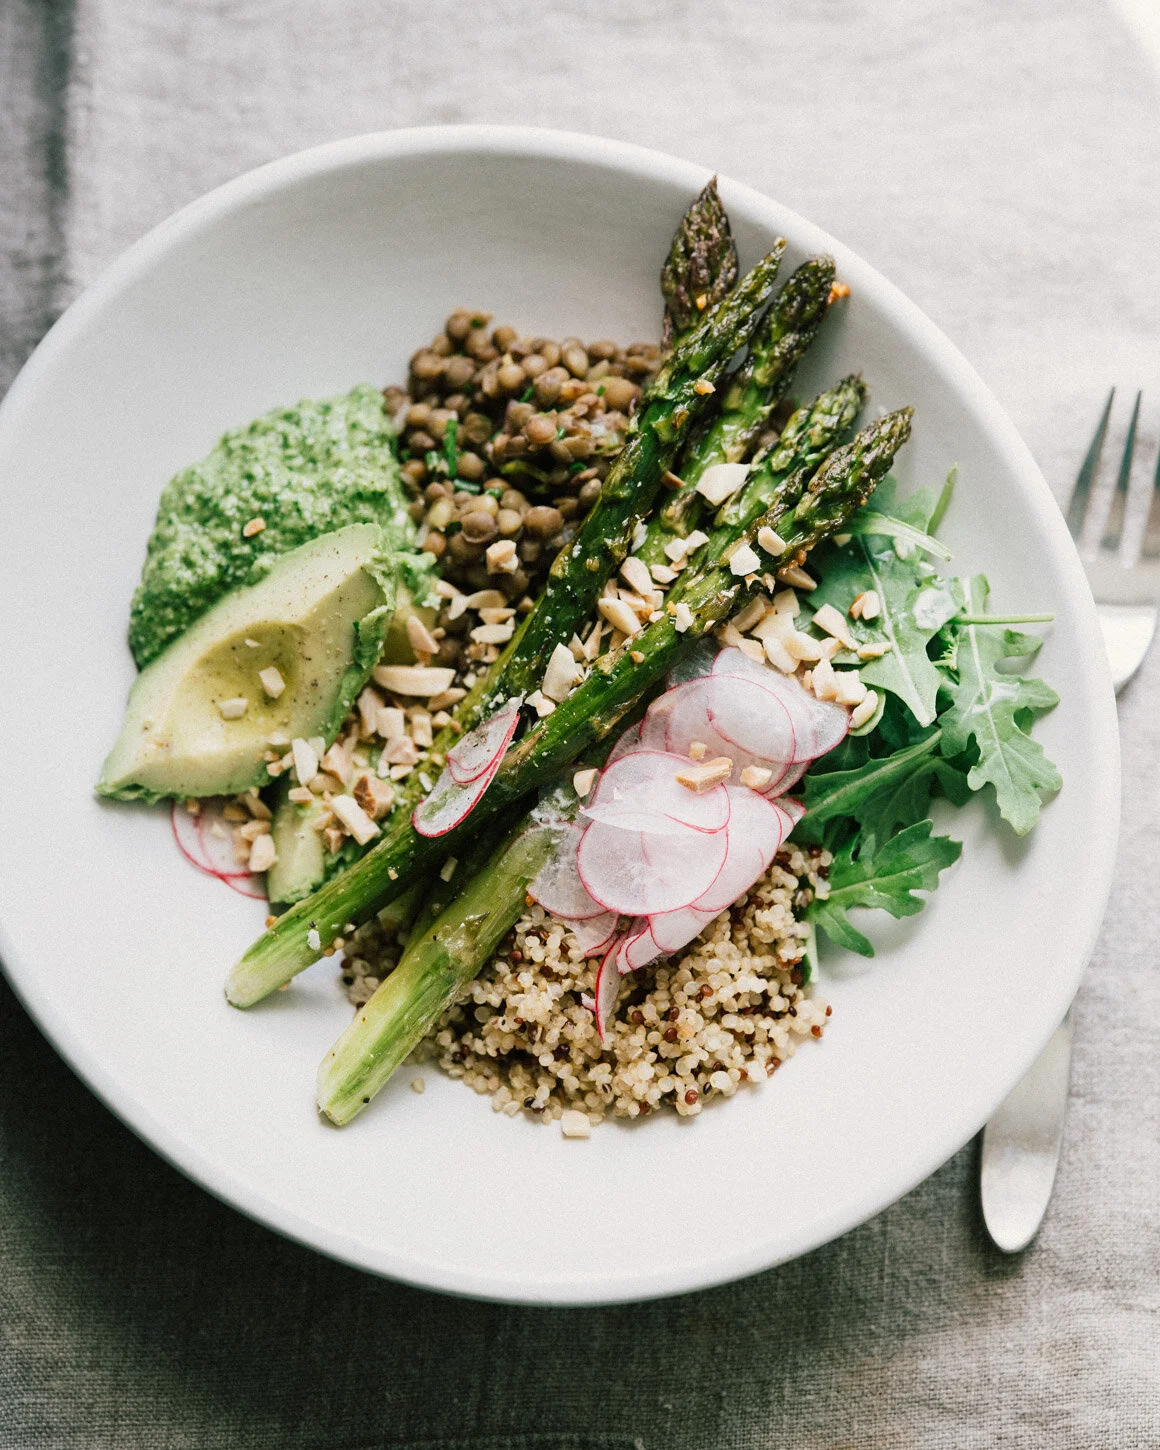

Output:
xmin=341 ymin=841 xmax=832 ymax=1126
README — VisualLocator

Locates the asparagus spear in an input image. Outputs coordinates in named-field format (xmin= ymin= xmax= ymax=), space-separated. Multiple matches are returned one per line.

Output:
xmin=315 ymin=409 xmax=913 ymax=1119
xmin=227 ymin=408 xmax=911 ymax=1008
xmin=317 ymin=816 xmax=558 ymax=1124
xmin=638 ymin=257 xmax=836 ymax=567
xmin=472 ymin=244 xmax=786 ymax=710
xmin=698 ymin=373 xmax=866 ymax=559
xmin=660 ymin=177 xmax=739 ymax=349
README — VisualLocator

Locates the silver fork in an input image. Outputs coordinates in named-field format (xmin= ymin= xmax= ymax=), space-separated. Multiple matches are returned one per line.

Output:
xmin=981 ymin=389 xmax=1158 ymax=1253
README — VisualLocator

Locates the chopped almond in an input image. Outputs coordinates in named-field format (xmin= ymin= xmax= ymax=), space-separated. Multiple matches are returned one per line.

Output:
xmin=373 ymin=664 xmax=456 ymax=697
xmin=330 ymin=794 xmax=380 ymax=846
xmin=619 ymin=556 xmax=654 ymax=598
xmin=672 ymin=601 xmax=694 ymax=633
xmin=471 ymin=621 xmax=515 ymax=645
xmin=410 ymin=711 xmax=433 ymax=748
xmin=321 ymin=740 xmax=351 ymax=784
xmin=777 ymin=564 xmax=817 ymax=591
xmin=406 ymin=613 xmax=439 ymax=657
xmin=218 ymin=697 xmax=248 ymax=720
xmin=248 ymin=833 xmax=277 ymax=873
xmin=242 ymin=516 xmax=266 ymax=538
xmin=688 ymin=740 xmax=708 ymax=761
xmin=257 ymin=666 xmax=285 ymax=699
xmin=812 ymin=602 xmax=857 ymax=650
xmin=857 ymin=641 xmax=892 ymax=659
xmin=352 ymin=772 xmax=396 ymax=820
xmin=850 ymin=690 xmax=880 ymax=728
xmin=739 ymin=765 xmax=774 ymax=790
xmin=597 ymin=596 xmax=642 ymax=637
xmin=485 ymin=539 xmax=519 ymax=574
xmin=757 ymin=525 xmax=787 ymax=557
xmin=572 ymin=767 xmax=598 ymax=798
xmin=542 ymin=641 xmax=581 ymax=702
xmin=676 ymin=757 xmax=733 ymax=792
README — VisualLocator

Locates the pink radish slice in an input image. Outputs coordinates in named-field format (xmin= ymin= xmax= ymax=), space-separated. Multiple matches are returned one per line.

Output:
xmin=527 ymin=824 xmax=607 ymax=920
xmin=413 ymin=754 xmax=499 ymax=837
xmin=577 ymin=818 xmax=728 ymax=917
xmin=648 ymin=903 xmax=719 ymax=954
xmin=779 ymin=795 xmax=805 ymax=827
xmin=656 ymin=679 xmax=737 ymax=763
xmin=582 ymin=750 xmax=730 ymax=835
xmin=706 ymin=674 xmax=799 ymax=766
xmin=568 ymin=910 xmax=621 ymax=957
xmin=763 ymin=759 xmax=808 ymax=798
xmin=593 ymin=940 xmax=624 ymax=1044
xmin=713 ymin=648 xmax=848 ymax=761
xmin=618 ymin=920 xmax=662 ymax=974
xmin=605 ymin=721 xmax=642 ymax=766
xmin=691 ymin=786 xmax=791 ymax=913
xmin=446 ymin=697 xmax=522 ymax=784
xmin=171 ymin=801 xmax=266 ymax=897
xmin=222 ymin=873 xmax=269 ymax=900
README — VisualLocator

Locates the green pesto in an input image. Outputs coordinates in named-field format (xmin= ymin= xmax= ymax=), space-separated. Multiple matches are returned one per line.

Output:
xmin=128 ymin=385 xmax=419 ymax=668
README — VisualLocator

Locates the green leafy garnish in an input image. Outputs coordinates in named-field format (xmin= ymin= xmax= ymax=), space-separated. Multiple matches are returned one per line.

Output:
xmin=812 ymin=508 xmax=952 ymax=726
xmin=938 ymin=575 xmax=1061 ymax=834
xmin=443 ymin=418 xmax=459 ymax=479
xmin=808 ymin=822 xmax=963 ymax=956
xmin=800 ymin=729 xmax=971 ymax=850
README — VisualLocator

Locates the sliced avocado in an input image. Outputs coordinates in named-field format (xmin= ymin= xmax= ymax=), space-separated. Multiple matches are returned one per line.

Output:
xmin=267 ymin=786 xmax=326 ymax=905
xmin=264 ymin=583 xmax=437 ymax=904
xmin=99 ymin=523 xmax=395 ymax=802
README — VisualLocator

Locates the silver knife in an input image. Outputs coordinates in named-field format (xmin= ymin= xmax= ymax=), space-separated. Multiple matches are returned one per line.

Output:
xmin=980 ymin=1010 xmax=1073 ymax=1252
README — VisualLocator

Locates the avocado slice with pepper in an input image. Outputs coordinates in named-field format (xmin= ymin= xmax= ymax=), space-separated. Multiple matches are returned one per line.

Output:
xmin=98 ymin=523 xmax=395 ymax=802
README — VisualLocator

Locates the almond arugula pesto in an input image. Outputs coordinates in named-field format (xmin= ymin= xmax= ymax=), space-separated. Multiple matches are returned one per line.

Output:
xmin=99 ymin=182 xmax=1061 ymax=1133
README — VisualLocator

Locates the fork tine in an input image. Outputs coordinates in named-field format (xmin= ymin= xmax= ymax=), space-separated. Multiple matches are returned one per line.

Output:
xmin=1101 ymin=390 xmax=1141 ymax=553
xmin=1066 ymin=387 xmax=1114 ymax=540
xmin=1142 ymin=414 xmax=1160 ymax=560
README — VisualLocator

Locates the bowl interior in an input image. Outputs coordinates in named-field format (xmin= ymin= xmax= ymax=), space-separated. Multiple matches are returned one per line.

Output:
xmin=0 ymin=129 xmax=1117 ymax=1304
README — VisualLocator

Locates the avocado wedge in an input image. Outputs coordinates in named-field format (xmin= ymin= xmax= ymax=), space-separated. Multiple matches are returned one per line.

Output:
xmin=98 ymin=523 xmax=395 ymax=802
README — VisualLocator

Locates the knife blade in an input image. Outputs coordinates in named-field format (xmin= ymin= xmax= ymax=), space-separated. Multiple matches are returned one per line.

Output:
xmin=980 ymin=1010 xmax=1073 ymax=1253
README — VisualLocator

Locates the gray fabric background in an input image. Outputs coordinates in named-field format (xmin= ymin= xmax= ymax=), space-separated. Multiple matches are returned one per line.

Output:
xmin=2 ymin=1 xmax=1158 ymax=1445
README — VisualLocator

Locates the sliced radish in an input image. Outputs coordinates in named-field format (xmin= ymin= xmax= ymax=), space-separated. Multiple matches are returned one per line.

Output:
xmin=706 ymin=674 xmax=799 ymax=765
xmin=615 ymin=918 xmax=662 ymax=974
xmin=582 ymin=749 xmax=730 ymax=836
xmin=691 ymin=786 xmax=791 ymax=913
xmin=779 ymin=795 xmax=805 ymax=827
xmin=527 ymin=824 xmax=607 ymax=920
xmin=170 ymin=800 xmax=266 ymax=898
xmin=648 ymin=903 xmax=718 ymax=954
xmin=413 ymin=754 xmax=500 ymax=837
xmin=577 ymin=818 xmax=728 ymax=917
xmin=446 ymin=697 xmax=522 ymax=784
xmin=567 ymin=910 xmax=621 ymax=957
xmin=593 ymin=940 xmax=624 ymax=1044
xmin=713 ymin=648 xmax=848 ymax=761
xmin=655 ymin=679 xmax=738 ymax=762
xmin=605 ymin=721 xmax=642 ymax=765
xmin=763 ymin=759 xmax=808 ymax=797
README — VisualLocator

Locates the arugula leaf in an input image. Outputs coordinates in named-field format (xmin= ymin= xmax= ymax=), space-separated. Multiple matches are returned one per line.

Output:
xmin=808 ymin=822 xmax=963 ymax=956
xmin=938 ymin=576 xmax=1061 ymax=834
xmin=811 ymin=530 xmax=950 ymax=727
xmin=799 ymin=729 xmax=972 ymax=849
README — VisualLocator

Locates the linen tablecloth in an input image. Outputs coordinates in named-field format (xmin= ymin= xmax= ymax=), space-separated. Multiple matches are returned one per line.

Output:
xmin=3 ymin=1 xmax=1159 ymax=1445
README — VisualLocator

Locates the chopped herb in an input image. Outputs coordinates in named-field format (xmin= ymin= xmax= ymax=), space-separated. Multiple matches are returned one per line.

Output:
xmin=442 ymin=417 xmax=460 ymax=479
xmin=519 ymin=384 xmax=535 ymax=403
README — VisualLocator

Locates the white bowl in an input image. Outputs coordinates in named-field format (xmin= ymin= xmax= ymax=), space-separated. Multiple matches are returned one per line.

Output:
xmin=0 ymin=127 xmax=1119 ymax=1304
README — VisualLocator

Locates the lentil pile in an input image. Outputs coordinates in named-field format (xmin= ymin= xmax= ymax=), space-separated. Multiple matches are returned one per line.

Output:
xmin=387 ymin=309 xmax=660 ymax=609
xmin=342 ymin=841 xmax=832 ymax=1131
